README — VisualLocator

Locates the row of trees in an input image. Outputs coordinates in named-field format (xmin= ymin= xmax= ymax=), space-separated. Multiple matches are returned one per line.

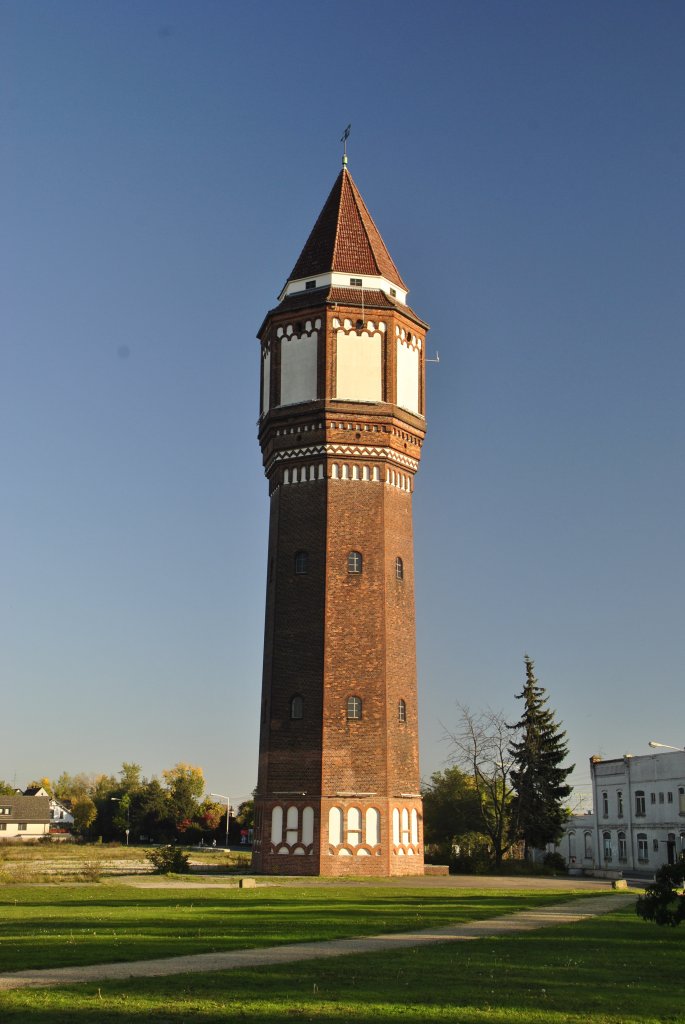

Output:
xmin=423 ymin=656 xmax=573 ymax=868
xmin=4 ymin=763 xmax=253 ymax=845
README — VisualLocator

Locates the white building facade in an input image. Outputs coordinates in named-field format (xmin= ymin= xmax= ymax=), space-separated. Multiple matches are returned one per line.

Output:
xmin=563 ymin=751 xmax=685 ymax=876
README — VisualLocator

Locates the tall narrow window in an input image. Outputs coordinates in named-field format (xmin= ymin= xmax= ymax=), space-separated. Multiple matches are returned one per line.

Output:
xmin=679 ymin=788 xmax=685 ymax=814
xmin=294 ymin=550 xmax=309 ymax=575
xmin=584 ymin=832 xmax=593 ymax=859
xmin=618 ymin=831 xmax=627 ymax=861
xmin=395 ymin=556 xmax=404 ymax=580
xmin=602 ymin=832 xmax=612 ymax=862
xmin=637 ymin=833 xmax=648 ymax=862
xmin=635 ymin=790 xmax=646 ymax=816
xmin=347 ymin=551 xmax=362 ymax=574
xmin=398 ymin=699 xmax=407 ymax=723
xmin=347 ymin=695 xmax=362 ymax=720
xmin=290 ymin=695 xmax=304 ymax=720
xmin=602 ymin=792 xmax=609 ymax=817
xmin=617 ymin=791 xmax=624 ymax=818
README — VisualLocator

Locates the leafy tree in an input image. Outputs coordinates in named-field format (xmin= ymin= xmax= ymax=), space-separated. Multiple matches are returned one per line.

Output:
xmin=25 ymin=777 xmax=53 ymax=796
xmin=0 ymin=780 xmax=15 ymax=796
xmin=508 ymin=656 xmax=573 ymax=858
xmin=235 ymin=799 xmax=254 ymax=829
xmin=162 ymin=763 xmax=204 ymax=827
xmin=71 ymin=794 xmax=97 ymax=836
xmin=446 ymin=705 xmax=518 ymax=867
xmin=133 ymin=779 xmax=174 ymax=842
xmin=637 ymin=863 xmax=685 ymax=927
xmin=53 ymin=772 xmax=93 ymax=801
xmin=198 ymin=799 xmax=224 ymax=832
xmin=422 ymin=767 xmax=483 ymax=849
xmin=119 ymin=763 xmax=143 ymax=792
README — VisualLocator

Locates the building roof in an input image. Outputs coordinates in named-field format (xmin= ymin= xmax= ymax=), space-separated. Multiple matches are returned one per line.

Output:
xmin=0 ymin=795 xmax=50 ymax=822
xmin=287 ymin=168 xmax=408 ymax=290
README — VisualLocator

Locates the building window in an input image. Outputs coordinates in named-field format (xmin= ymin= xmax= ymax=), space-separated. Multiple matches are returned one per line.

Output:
xmin=398 ymin=699 xmax=407 ymax=723
xmin=0 ymin=823 xmax=6 ymax=831
xmin=0 ymin=807 xmax=10 ymax=815
xmin=290 ymin=695 xmax=304 ymax=720
xmin=584 ymin=832 xmax=593 ymax=859
xmin=659 ymin=792 xmax=664 ymax=804
xmin=635 ymin=791 xmax=646 ymax=816
xmin=347 ymin=695 xmax=362 ymax=720
xmin=653 ymin=839 xmax=660 ymax=852
xmin=618 ymin=832 xmax=627 ymax=862
xmin=305 ymin=279 xmax=316 ymax=289
xmin=350 ymin=277 xmax=362 ymax=287
xmin=347 ymin=551 xmax=363 ymax=574
xmin=602 ymin=832 xmax=612 ymax=862
xmin=668 ymin=791 xmax=673 ymax=804
xmin=568 ymin=831 xmax=576 ymax=859
xmin=679 ymin=788 xmax=685 ymax=814
xmin=617 ymin=791 xmax=624 ymax=818
xmin=602 ymin=792 xmax=609 ymax=818
xmin=651 ymin=792 xmax=656 ymax=804
xmin=637 ymin=834 xmax=648 ymax=862
xmin=294 ymin=550 xmax=309 ymax=575
xmin=18 ymin=823 xmax=27 ymax=832
xmin=390 ymin=287 xmax=397 ymax=297
xmin=395 ymin=556 xmax=404 ymax=581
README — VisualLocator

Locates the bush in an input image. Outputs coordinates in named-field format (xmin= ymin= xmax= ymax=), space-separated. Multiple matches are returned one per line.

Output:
xmin=542 ymin=851 xmax=567 ymax=873
xmin=637 ymin=863 xmax=685 ymax=927
xmin=146 ymin=846 xmax=190 ymax=875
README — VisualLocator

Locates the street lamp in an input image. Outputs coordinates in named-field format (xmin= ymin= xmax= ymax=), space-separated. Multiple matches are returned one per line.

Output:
xmin=648 ymin=741 xmax=685 ymax=752
xmin=111 ymin=797 xmax=130 ymax=846
xmin=209 ymin=792 xmax=231 ymax=848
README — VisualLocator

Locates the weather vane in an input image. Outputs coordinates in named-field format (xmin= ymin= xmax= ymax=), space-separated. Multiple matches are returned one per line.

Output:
xmin=341 ymin=124 xmax=351 ymax=167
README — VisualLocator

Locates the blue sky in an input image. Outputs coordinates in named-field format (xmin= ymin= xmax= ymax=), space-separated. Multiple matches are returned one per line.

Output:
xmin=2 ymin=1 xmax=683 ymax=811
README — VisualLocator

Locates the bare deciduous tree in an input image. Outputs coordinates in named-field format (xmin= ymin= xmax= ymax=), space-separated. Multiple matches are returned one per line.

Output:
xmin=445 ymin=704 xmax=519 ymax=868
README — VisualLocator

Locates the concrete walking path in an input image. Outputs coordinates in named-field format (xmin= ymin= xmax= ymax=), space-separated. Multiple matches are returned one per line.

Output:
xmin=0 ymin=893 xmax=635 ymax=991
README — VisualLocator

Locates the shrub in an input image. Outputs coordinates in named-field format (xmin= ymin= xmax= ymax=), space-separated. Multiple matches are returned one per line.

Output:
xmin=542 ymin=851 xmax=567 ymax=873
xmin=637 ymin=863 xmax=685 ymax=927
xmin=146 ymin=846 xmax=190 ymax=875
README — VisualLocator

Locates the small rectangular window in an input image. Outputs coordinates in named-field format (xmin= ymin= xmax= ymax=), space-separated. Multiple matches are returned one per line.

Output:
xmin=651 ymin=793 xmax=656 ymax=804
xmin=350 ymin=278 xmax=362 ymax=287
xmin=389 ymin=287 xmax=397 ymax=297
xmin=0 ymin=823 xmax=6 ymax=831
xmin=668 ymin=792 xmax=673 ymax=803
xmin=18 ymin=823 xmax=27 ymax=831
xmin=305 ymin=280 xmax=316 ymax=290
xmin=659 ymin=792 xmax=664 ymax=804
xmin=653 ymin=839 xmax=659 ymax=852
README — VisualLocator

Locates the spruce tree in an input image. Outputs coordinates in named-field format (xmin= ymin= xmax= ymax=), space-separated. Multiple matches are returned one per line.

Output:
xmin=509 ymin=656 xmax=574 ymax=857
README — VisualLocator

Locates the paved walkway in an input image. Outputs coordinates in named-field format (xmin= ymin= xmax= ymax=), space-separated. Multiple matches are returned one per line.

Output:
xmin=0 ymin=893 xmax=634 ymax=991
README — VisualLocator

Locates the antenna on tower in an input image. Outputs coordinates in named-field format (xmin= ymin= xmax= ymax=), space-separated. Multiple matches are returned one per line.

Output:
xmin=341 ymin=124 xmax=351 ymax=167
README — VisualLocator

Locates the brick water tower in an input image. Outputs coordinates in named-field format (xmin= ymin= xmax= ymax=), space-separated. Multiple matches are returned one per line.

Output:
xmin=252 ymin=156 xmax=428 ymax=876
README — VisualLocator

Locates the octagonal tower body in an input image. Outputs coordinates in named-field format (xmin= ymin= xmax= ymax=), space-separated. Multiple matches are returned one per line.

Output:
xmin=253 ymin=166 xmax=428 ymax=876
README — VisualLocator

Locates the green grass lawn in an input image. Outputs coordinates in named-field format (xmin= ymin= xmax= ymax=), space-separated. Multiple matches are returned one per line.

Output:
xmin=0 ymin=884 xmax=599 ymax=972
xmin=0 ymin=905 xmax=679 ymax=1023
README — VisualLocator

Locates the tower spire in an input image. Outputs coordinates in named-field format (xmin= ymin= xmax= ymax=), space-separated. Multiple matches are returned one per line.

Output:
xmin=340 ymin=123 xmax=351 ymax=167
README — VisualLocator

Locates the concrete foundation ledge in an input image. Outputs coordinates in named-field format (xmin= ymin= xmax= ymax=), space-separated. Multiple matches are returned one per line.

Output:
xmin=424 ymin=864 xmax=450 ymax=876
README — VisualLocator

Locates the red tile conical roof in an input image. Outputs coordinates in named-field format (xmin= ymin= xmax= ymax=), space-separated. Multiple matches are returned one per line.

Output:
xmin=287 ymin=168 xmax=408 ymax=290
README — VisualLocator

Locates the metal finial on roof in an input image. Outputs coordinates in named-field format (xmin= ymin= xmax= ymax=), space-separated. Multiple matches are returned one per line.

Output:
xmin=340 ymin=124 xmax=351 ymax=167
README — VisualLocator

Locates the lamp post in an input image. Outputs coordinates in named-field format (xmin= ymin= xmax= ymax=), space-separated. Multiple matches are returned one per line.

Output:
xmin=209 ymin=792 xmax=231 ymax=848
xmin=110 ymin=797 xmax=130 ymax=845
xmin=648 ymin=741 xmax=685 ymax=752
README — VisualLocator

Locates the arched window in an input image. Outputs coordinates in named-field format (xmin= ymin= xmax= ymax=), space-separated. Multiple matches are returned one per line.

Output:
xmin=602 ymin=791 xmax=609 ymax=817
xmin=398 ymin=699 xmax=407 ymax=723
xmin=637 ymin=833 xmax=648 ymax=863
xmin=617 ymin=790 xmax=624 ymax=818
xmin=294 ymin=550 xmax=309 ymax=575
xmin=584 ymin=832 xmax=593 ymax=859
xmin=602 ymin=831 xmax=612 ymax=862
xmin=568 ymin=831 xmax=576 ymax=859
xmin=347 ymin=695 xmax=362 ymax=720
xmin=347 ymin=551 xmax=362 ymax=574
xmin=618 ymin=831 xmax=627 ymax=861
xmin=395 ymin=556 xmax=404 ymax=580
xmin=290 ymin=695 xmax=304 ymax=720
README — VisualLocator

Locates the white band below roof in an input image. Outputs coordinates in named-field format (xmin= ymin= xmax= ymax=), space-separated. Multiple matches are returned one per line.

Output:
xmin=265 ymin=443 xmax=419 ymax=474
xmin=279 ymin=271 xmax=407 ymax=306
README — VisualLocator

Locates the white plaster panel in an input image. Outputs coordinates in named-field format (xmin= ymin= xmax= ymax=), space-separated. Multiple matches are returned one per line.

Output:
xmin=328 ymin=806 xmax=343 ymax=845
xmin=335 ymin=330 xmax=382 ymax=402
xmin=262 ymin=350 xmax=271 ymax=413
xmin=302 ymin=806 xmax=314 ymax=845
xmin=271 ymin=806 xmax=283 ymax=845
xmin=366 ymin=808 xmax=380 ymax=846
xmin=396 ymin=339 xmax=419 ymax=414
xmin=392 ymin=807 xmax=400 ymax=845
xmin=280 ymin=331 xmax=318 ymax=406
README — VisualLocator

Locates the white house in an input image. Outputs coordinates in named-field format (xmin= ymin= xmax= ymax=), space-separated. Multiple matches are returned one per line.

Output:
xmin=558 ymin=750 xmax=685 ymax=877
xmin=0 ymin=795 xmax=50 ymax=840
